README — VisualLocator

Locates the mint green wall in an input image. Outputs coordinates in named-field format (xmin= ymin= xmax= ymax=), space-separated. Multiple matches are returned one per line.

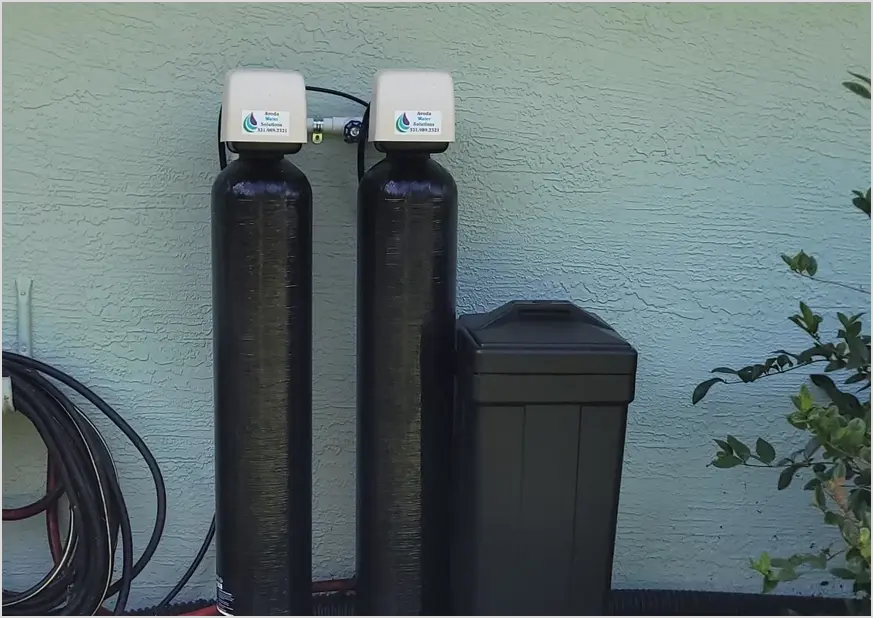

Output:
xmin=3 ymin=2 xmax=870 ymax=608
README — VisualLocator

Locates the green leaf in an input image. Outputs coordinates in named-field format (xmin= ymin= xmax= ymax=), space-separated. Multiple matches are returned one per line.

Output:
xmin=796 ymin=345 xmax=832 ymax=364
xmin=778 ymin=464 xmax=800 ymax=490
xmin=813 ymin=483 xmax=826 ymax=509
xmin=843 ymin=81 xmax=871 ymax=99
xmin=776 ymin=567 xmax=799 ymax=582
xmin=714 ymin=439 xmax=733 ymax=455
xmin=806 ymin=255 xmax=818 ymax=277
xmin=853 ymin=193 xmax=871 ymax=216
xmin=824 ymin=360 xmax=843 ymax=372
xmin=804 ymin=478 xmax=821 ymax=491
xmin=846 ymin=334 xmax=869 ymax=371
xmin=727 ymin=435 xmax=751 ymax=462
xmin=800 ymin=552 xmax=828 ymax=570
xmin=849 ymin=487 xmax=868 ymax=520
xmin=832 ymin=461 xmax=846 ymax=480
xmin=830 ymin=568 xmax=857 ymax=580
xmin=824 ymin=511 xmax=843 ymax=526
xmin=848 ymin=72 xmax=871 ymax=85
xmin=711 ymin=367 xmax=738 ymax=375
xmin=713 ymin=454 xmax=743 ymax=469
xmin=762 ymin=576 xmax=778 ymax=593
xmin=751 ymin=552 xmax=772 ymax=574
xmin=800 ymin=302 xmax=814 ymax=325
xmin=755 ymin=438 xmax=776 ymax=464
xmin=803 ymin=437 xmax=820 ymax=460
xmin=844 ymin=373 xmax=867 ymax=385
xmin=692 ymin=377 xmax=724 ymax=404
xmin=772 ymin=349 xmax=799 ymax=359
xmin=796 ymin=384 xmax=814 ymax=411
xmin=776 ymin=354 xmax=792 ymax=370
xmin=737 ymin=366 xmax=763 ymax=383
xmin=811 ymin=374 xmax=863 ymax=417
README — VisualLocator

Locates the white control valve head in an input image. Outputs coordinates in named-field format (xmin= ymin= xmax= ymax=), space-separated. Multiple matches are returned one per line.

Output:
xmin=221 ymin=69 xmax=308 ymax=151
xmin=369 ymin=70 xmax=455 ymax=148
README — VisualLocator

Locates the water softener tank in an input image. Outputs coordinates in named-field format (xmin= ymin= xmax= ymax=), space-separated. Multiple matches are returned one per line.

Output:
xmin=211 ymin=69 xmax=312 ymax=616
xmin=357 ymin=70 xmax=458 ymax=615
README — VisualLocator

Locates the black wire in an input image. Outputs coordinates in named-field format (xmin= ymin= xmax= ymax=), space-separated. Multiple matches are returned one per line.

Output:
xmin=357 ymin=104 xmax=370 ymax=182
xmin=217 ymin=106 xmax=227 ymax=170
xmin=305 ymin=85 xmax=368 ymax=108
xmin=1 ymin=352 xmax=167 ymax=616
xmin=154 ymin=516 xmax=215 ymax=610
xmin=303 ymin=85 xmax=370 ymax=181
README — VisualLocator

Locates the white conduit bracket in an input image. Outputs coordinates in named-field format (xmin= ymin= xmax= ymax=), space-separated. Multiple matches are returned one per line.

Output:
xmin=2 ymin=377 xmax=13 ymax=416
xmin=5 ymin=276 xmax=33 ymax=416
xmin=16 ymin=276 xmax=33 ymax=357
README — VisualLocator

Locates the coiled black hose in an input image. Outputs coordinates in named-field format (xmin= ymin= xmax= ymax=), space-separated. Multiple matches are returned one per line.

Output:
xmin=2 ymin=351 xmax=167 ymax=615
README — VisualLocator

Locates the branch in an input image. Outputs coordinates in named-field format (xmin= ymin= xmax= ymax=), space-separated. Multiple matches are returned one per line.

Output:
xmin=794 ymin=272 xmax=870 ymax=295
xmin=717 ymin=359 xmax=828 ymax=385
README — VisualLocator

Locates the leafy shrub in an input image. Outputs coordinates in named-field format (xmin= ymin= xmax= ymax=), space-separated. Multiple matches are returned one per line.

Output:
xmin=693 ymin=72 xmax=871 ymax=606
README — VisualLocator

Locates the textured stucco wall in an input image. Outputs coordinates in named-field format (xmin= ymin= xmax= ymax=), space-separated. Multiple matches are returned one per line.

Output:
xmin=3 ymin=2 xmax=870 ymax=608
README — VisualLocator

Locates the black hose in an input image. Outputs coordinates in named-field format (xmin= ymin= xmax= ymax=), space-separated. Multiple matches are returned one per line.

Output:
xmin=2 ymin=351 xmax=167 ymax=615
xmin=303 ymin=85 xmax=370 ymax=181
xmin=154 ymin=516 xmax=215 ymax=611
xmin=305 ymin=85 xmax=368 ymax=108
xmin=357 ymin=104 xmax=370 ymax=182
xmin=217 ymin=106 xmax=227 ymax=170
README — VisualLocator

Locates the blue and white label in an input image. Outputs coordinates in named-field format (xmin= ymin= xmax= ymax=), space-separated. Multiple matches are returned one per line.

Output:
xmin=394 ymin=110 xmax=442 ymax=135
xmin=241 ymin=110 xmax=290 ymax=135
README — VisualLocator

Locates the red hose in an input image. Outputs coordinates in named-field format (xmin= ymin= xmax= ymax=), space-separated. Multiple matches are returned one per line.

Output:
xmin=180 ymin=606 xmax=218 ymax=616
xmin=10 ymin=453 xmax=356 ymax=616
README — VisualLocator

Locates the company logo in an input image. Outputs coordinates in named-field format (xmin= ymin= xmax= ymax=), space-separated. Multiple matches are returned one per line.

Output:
xmin=395 ymin=112 xmax=410 ymax=133
xmin=243 ymin=113 xmax=258 ymax=133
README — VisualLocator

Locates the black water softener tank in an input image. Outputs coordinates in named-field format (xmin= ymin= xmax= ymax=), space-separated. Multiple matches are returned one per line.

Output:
xmin=357 ymin=70 xmax=458 ymax=615
xmin=452 ymin=301 xmax=638 ymax=616
xmin=211 ymin=70 xmax=312 ymax=616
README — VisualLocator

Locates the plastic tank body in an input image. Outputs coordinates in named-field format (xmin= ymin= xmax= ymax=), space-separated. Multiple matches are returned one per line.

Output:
xmin=357 ymin=151 xmax=458 ymax=615
xmin=211 ymin=153 xmax=312 ymax=616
